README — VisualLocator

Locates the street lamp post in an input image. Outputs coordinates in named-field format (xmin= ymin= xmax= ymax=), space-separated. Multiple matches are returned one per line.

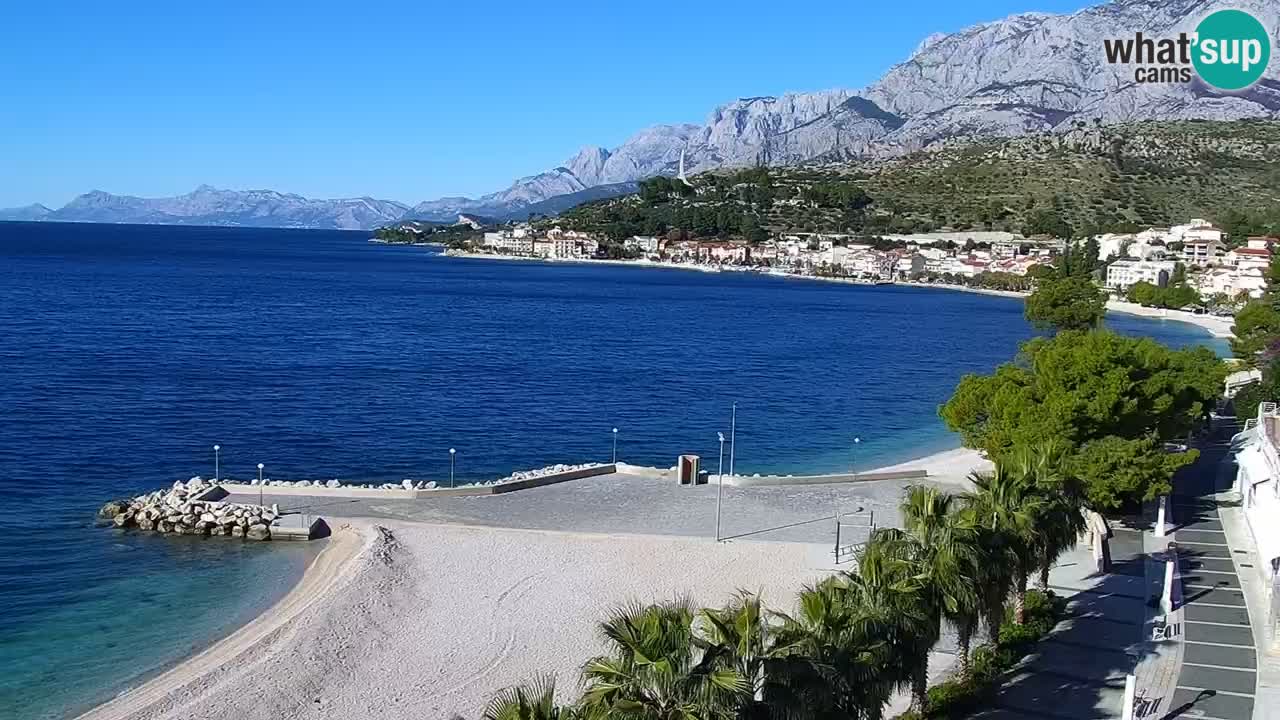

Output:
xmin=257 ymin=463 xmax=265 ymax=507
xmin=449 ymin=448 xmax=456 ymax=488
xmin=716 ymin=432 xmax=726 ymax=542
xmin=852 ymin=436 xmax=861 ymax=479
xmin=213 ymin=444 xmax=220 ymax=484
xmin=728 ymin=402 xmax=737 ymax=480
xmin=612 ymin=427 xmax=618 ymax=464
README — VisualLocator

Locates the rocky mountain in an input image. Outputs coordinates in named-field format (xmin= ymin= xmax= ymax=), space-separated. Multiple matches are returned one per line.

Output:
xmin=45 ymin=186 xmax=410 ymax=230
xmin=407 ymin=0 xmax=1280 ymax=221
xmin=14 ymin=0 xmax=1280 ymax=229
xmin=0 ymin=203 xmax=53 ymax=222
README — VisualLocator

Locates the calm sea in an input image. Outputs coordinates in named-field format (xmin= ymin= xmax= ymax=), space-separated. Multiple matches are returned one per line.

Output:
xmin=0 ymin=221 xmax=1226 ymax=718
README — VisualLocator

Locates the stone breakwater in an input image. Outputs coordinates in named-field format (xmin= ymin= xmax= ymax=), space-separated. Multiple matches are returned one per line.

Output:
xmin=98 ymin=478 xmax=278 ymax=541
xmin=245 ymin=462 xmax=607 ymax=492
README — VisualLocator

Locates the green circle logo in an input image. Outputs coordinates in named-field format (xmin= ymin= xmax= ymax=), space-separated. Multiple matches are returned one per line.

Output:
xmin=1192 ymin=9 xmax=1271 ymax=91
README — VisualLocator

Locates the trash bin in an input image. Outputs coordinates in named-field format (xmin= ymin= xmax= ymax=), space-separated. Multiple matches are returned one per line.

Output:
xmin=677 ymin=455 xmax=701 ymax=485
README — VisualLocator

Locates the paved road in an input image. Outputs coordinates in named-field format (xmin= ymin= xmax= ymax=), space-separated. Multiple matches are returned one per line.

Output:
xmin=1166 ymin=421 xmax=1258 ymax=720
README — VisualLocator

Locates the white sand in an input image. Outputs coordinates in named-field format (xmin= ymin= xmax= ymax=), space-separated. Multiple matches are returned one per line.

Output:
xmin=78 ymin=523 xmax=839 ymax=720
xmin=79 ymin=445 xmax=995 ymax=720
xmin=1104 ymin=299 xmax=1234 ymax=337
xmin=866 ymin=446 xmax=992 ymax=486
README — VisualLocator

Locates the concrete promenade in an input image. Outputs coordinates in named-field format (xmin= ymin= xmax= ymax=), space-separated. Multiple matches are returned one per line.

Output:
xmin=226 ymin=469 xmax=958 ymax=545
xmin=970 ymin=419 xmax=1266 ymax=720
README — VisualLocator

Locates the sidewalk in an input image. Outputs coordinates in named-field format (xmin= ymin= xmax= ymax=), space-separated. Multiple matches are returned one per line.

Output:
xmin=1214 ymin=414 xmax=1280 ymax=720
xmin=966 ymin=418 xmax=1262 ymax=720
xmin=1152 ymin=416 xmax=1263 ymax=720
xmin=968 ymin=526 xmax=1149 ymax=719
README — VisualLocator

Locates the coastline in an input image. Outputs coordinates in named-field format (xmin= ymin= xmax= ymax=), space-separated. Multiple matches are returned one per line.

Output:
xmin=76 ymin=525 xmax=367 ymax=720
xmin=440 ymin=251 xmax=1236 ymax=339
xmin=72 ymin=445 xmax=987 ymax=719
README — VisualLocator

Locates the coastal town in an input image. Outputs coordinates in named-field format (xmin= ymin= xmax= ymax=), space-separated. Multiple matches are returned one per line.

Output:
xmin=382 ymin=215 xmax=1276 ymax=313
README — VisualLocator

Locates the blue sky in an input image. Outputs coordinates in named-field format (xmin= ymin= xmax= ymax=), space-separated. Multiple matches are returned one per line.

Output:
xmin=1 ymin=0 xmax=1094 ymax=208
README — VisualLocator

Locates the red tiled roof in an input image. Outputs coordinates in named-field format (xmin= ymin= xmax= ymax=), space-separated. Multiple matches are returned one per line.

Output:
xmin=1234 ymin=248 xmax=1271 ymax=256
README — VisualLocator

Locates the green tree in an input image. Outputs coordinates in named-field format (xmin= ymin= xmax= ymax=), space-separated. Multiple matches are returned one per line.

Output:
xmin=767 ymin=565 xmax=912 ymax=720
xmin=1071 ymin=435 xmax=1198 ymax=510
xmin=940 ymin=330 xmax=1224 ymax=461
xmin=483 ymin=676 xmax=578 ymax=720
xmin=1024 ymin=277 xmax=1105 ymax=332
xmin=1008 ymin=441 xmax=1088 ymax=591
xmin=1126 ymin=281 xmax=1160 ymax=306
xmin=881 ymin=487 xmax=983 ymax=695
xmin=962 ymin=462 xmax=1044 ymax=626
xmin=698 ymin=593 xmax=768 ymax=714
xmin=579 ymin=601 xmax=749 ymax=720
xmin=1232 ymin=301 xmax=1280 ymax=363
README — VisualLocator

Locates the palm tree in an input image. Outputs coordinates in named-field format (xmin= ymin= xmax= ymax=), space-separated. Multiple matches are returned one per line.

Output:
xmin=699 ymin=592 xmax=768 ymax=711
xmin=578 ymin=600 xmax=750 ymax=720
xmin=483 ymin=676 xmax=578 ymax=720
xmin=877 ymin=486 xmax=982 ymax=709
xmin=1010 ymin=440 xmax=1088 ymax=591
xmin=963 ymin=461 xmax=1044 ymax=629
xmin=766 ymin=572 xmax=906 ymax=720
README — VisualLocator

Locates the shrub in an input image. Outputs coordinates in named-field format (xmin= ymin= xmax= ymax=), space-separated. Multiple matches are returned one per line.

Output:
xmin=914 ymin=592 xmax=1064 ymax=719
xmin=925 ymin=679 xmax=985 ymax=716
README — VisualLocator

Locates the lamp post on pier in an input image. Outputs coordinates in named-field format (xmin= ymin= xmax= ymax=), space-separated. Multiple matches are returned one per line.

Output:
xmin=852 ymin=436 xmax=861 ymax=479
xmin=213 ymin=444 xmax=220 ymax=484
xmin=257 ymin=463 xmax=264 ymax=507
xmin=449 ymin=448 xmax=456 ymax=488
xmin=612 ymin=427 xmax=619 ymax=464
xmin=716 ymin=432 xmax=726 ymax=542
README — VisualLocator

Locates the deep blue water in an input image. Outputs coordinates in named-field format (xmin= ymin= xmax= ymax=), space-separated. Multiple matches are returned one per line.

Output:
xmin=0 ymin=221 xmax=1226 ymax=718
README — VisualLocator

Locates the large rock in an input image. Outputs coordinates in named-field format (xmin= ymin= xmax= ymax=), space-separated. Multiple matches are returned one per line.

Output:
xmin=98 ymin=500 xmax=130 ymax=520
xmin=245 ymin=524 xmax=271 ymax=541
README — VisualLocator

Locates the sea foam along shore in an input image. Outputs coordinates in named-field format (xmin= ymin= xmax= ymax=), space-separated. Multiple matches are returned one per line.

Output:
xmin=75 ymin=447 xmax=988 ymax=720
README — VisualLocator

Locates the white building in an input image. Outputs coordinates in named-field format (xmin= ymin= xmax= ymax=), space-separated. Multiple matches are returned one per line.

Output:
xmin=1231 ymin=403 xmax=1280 ymax=589
xmin=1105 ymin=259 xmax=1178 ymax=290
xmin=625 ymin=235 xmax=661 ymax=255
xmin=483 ymin=231 xmax=533 ymax=255
xmin=1226 ymin=246 xmax=1272 ymax=273
xmin=1183 ymin=238 xmax=1226 ymax=267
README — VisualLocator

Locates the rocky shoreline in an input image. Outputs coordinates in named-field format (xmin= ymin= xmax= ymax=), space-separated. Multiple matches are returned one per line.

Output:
xmin=98 ymin=478 xmax=279 ymax=541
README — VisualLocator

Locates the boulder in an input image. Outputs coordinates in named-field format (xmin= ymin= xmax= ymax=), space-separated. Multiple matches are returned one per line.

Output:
xmin=401 ymin=479 xmax=414 ymax=490
xmin=98 ymin=500 xmax=130 ymax=520
xmin=113 ymin=513 xmax=131 ymax=528
xmin=326 ymin=479 xmax=341 ymax=488
xmin=230 ymin=525 xmax=245 ymax=538
xmin=425 ymin=481 xmax=437 ymax=490
xmin=200 ymin=512 xmax=216 ymax=523
xmin=157 ymin=520 xmax=172 ymax=533
xmin=137 ymin=517 xmax=155 ymax=531
xmin=246 ymin=524 xmax=271 ymax=541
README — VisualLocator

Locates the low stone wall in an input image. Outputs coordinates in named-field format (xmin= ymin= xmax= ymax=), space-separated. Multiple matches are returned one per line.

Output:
xmin=98 ymin=479 xmax=280 ymax=540
xmin=222 ymin=463 xmax=618 ymax=499
xmin=725 ymin=469 xmax=928 ymax=488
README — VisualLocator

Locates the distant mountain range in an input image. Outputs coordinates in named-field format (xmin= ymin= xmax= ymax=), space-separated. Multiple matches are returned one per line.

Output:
xmin=5 ymin=0 xmax=1277 ymax=231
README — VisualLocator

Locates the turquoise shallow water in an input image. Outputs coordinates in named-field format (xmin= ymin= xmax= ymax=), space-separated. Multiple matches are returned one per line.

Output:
xmin=0 ymin=221 xmax=1226 ymax=719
